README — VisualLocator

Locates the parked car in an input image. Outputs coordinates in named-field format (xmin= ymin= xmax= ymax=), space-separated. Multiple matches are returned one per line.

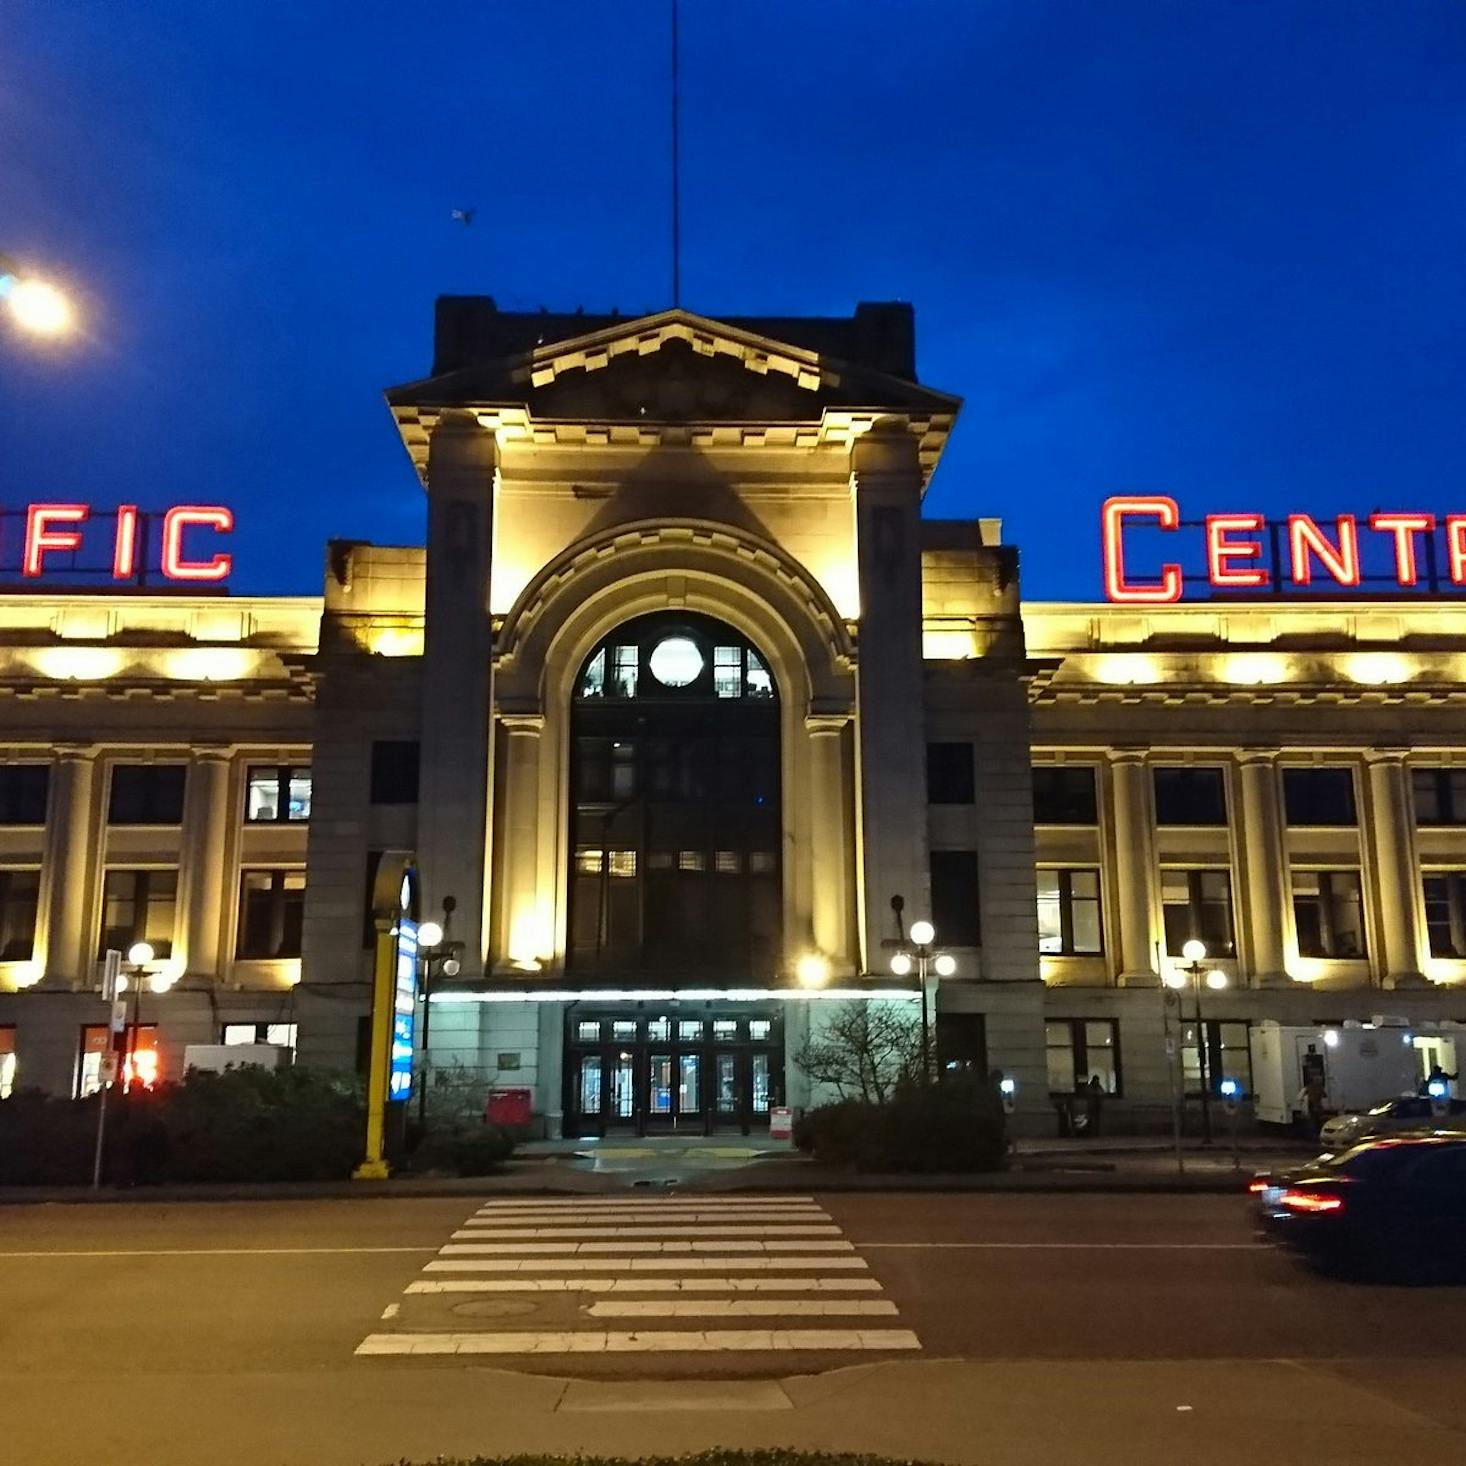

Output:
xmin=1254 ymin=1133 xmax=1466 ymax=1281
xmin=1319 ymin=1094 xmax=1466 ymax=1150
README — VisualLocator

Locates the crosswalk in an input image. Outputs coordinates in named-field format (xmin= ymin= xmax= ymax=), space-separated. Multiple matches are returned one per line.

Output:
xmin=355 ymin=1195 xmax=920 ymax=1360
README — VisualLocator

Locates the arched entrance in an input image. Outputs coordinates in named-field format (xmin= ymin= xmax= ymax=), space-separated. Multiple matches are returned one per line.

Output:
xmin=563 ymin=610 xmax=785 ymax=1135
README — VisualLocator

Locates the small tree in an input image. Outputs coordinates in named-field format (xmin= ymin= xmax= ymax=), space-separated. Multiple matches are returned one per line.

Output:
xmin=794 ymin=1001 xmax=922 ymax=1104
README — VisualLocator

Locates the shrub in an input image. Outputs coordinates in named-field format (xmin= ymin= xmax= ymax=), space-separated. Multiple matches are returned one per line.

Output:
xmin=405 ymin=1121 xmax=515 ymax=1176
xmin=801 ymin=1078 xmax=1007 ymax=1173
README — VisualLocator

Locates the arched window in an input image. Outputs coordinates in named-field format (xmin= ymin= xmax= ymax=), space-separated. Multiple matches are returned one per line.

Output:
xmin=568 ymin=612 xmax=781 ymax=977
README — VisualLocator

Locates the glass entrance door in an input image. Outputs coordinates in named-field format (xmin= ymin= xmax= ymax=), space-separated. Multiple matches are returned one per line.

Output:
xmin=563 ymin=1008 xmax=783 ymax=1138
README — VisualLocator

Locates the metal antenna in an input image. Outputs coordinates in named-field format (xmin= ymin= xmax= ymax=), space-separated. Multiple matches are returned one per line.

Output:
xmin=671 ymin=0 xmax=681 ymax=307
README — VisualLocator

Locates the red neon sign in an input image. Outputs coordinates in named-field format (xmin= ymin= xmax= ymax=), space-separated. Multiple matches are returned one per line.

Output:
xmin=7 ymin=503 xmax=234 ymax=583
xmin=1101 ymin=497 xmax=1466 ymax=601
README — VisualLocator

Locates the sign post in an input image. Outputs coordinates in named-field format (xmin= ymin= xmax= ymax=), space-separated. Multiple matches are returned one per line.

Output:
xmin=354 ymin=852 xmax=417 ymax=1181
xmin=91 ymin=948 xmax=123 ymax=1189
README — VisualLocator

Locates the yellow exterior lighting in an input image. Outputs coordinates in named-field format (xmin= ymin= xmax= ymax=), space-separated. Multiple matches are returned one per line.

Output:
xmin=6 ymin=277 xmax=74 ymax=336
xmin=796 ymin=952 xmax=831 ymax=989
xmin=1344 ymin=652 xmax=1413 ymax=686
xmin=1091 ymin=654 xmax=1163 ymax=686
xmin=1222 ymin=653 xmax=1291 ymax=686
xmin=28 ymin=646 xmax=126 ymax=682
xmin=164 ymin=648 xmax=259 ymax=682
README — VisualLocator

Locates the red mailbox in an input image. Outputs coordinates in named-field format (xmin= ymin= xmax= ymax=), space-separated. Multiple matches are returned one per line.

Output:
xmin=486 ymin=1087 xmax=533 ymax=1126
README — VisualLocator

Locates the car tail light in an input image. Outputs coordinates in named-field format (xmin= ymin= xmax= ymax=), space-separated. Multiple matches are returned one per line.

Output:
xmin=1247 ymin=1178 xmax=1269 ymax=1194
xmin=1280 ymin=1188 xmax=1345 ymax=1214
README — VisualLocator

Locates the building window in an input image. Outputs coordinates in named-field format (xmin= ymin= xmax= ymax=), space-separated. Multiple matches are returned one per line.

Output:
xmin=0 ymin=1026 xmax=15 ymax=1100
xmin=1153 ymin=767 xmax=1227 ymax=826
xmin=1423 ymin=873 xmax=1466 ymax=958
xmin=930 ymin=850 xmax=981 ymax=946
xmin=98 ymin=869 xmax=177 ymax=959
xmin=222 ymin=1022 xmax=298 ymax=1049
xmin=236 ymin=870 xmax=306 ymax=959
xmin=0 ymin=765 xmax=49 ymax=825
xmin=1031 ymin=765 xmax=1097 ymax=825
xmin=1292 ymin=870 xmax=1366 ymax=958
xmin=0 ymin=870 xmax=39 ymax=960
xmin=1161 ymin=869 xmax=1235 ymax=957
xmin=1037 ymin=869 xmax=1103 ymax=955
xmin=246 ymin=766 xmax=311 ymax=822
xmin=370 ymin=741 xmax=419 ymax=804
xmin=1283 ymin=767 xmax=1357 ymax=826
xmin=936 ymin=1012 xmax=987 ymax=1077
xmin=108 ymin=764 xmax=186 ymax=825
xmin=927 ymin=743 xmax=975 ymax=804
xmin=1412 ymin=767 xmax=1466 ymax=826
xmin=1182 ymin=1020 xmax=1252 ymax=1097
xmin=1046 ymin=1019 xmax=1121 ymax=1095
xmin=77 ymin=1022 xmax=158 ymax=1096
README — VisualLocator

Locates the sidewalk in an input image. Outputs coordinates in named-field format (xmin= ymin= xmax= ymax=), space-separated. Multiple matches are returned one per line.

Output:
xmin=0 ymin=1132 xmax=1308 ymax=1204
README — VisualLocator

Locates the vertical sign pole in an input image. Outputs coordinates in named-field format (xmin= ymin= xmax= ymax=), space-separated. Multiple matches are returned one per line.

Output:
xmin=353 ymin=920 xmax=396 ymax=1180
xmin=91 ymin=949 xmax=123 ymax=1189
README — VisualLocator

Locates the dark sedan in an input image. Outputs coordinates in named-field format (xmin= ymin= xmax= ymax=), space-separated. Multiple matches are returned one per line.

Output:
xmin=1255 ymin=1133 xmax=1466 ymax=1282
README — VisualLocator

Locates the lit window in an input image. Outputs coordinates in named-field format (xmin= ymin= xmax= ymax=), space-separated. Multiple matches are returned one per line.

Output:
xmin=222 ymin=1022 xmax=297 ymax=1049
xmin=607 ymin=850 xmax=637 ymax=878
xmin=247 ymin=766 xmax=311 ymax=823
xmin=713 ymin=646 xmax=742 ymax=698
xmin=99 ymin=870 xmax=177 ymax=959
xmin=579 ymin=648 xmax=606 ymax=699
xmin=0 ymin=1027 xmax=15 ymax=1100
xmin=647 ymin=1017 xmax=670 ymax=1042
xmin=612 ymin=646 xmax=639 ymax=698
xmin=1292 ymin=871 xmax=1366 ymax=958
xmin=714 ymin=851 xmax=741 ymax=874
xmin=1046 ymin=1020 xmax=1121 ymax=1095
xmin=749 ymin=1019 xmax=772 ymax=1041
xmin=678 ymin=1020 xmax=703 ymax=1042
xmin=1162 ymin=869 xmax=1235 ymax=957
xmin=649 ymin=636 xmax=703 ymax=688
xmin=576 ymin=1020 xmax=601 ymax=1042
xmin=746 ymin=651 xmax=774 ymax=699
xmin=1037 ymin=869 xmax=1103 ymax=955
xmin=678 ymin=850 xmax=706 ymax=872
xmin=713 ymin=1020 xmax=737 ymax=1041
xmin=576 ymin=850 xmax=603 ymax=875
xmin=748 ymin=852 xmax=776 ymax=875
xmin=612 ymin=1021 xmax=637 ymax=1042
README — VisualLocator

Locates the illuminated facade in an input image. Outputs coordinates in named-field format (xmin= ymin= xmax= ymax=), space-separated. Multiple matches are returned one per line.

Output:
xmin=2 ymin=299 xmax=1464 ymax=1130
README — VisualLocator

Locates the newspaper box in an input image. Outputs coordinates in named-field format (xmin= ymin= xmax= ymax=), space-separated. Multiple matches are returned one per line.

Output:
xmin=769 ymin=1105 xmax=794 ymax=1141
xmin=486 ymin=1086 xmax=533 ymax=1127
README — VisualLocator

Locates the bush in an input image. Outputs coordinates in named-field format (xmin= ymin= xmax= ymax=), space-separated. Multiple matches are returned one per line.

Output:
xmin=801 ymin=1078 xmax=1007 ymax=1173
xmin=405 ymin=1121 xmax=515 ymax=1177
xmin=0 ymin=1065 xmax=366 ymax=1186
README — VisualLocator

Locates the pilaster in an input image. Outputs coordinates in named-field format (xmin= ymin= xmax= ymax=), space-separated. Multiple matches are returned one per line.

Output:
xmin=1365 ymin=751 xmax=1428 ymax=988
xmin=418 ymin=411 xmax=497 ymax=977
xmin=1108 ymin=750 xmax=1158 ymax=986
xmin=805 ymin=713 xmax=855 ymax=975
xmin=181 ymin=749 xmax=233 ymax=981
xmin=1236 ymin=751 xmax=1290 ymax=987
xmin=38 ymin=749 xmax=98 ymax=988
xmin=497 ymin=713 xmax=546 ymax=971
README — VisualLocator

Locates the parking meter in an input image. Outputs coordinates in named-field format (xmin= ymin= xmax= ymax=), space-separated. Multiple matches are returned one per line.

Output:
xmin=1428 ymin=1077 xmax=1449 ymax=1120
xmin=1218 ymin=1076 xmax=1242 ymax=1169
xmin=998 ymin=1076 xmax=1016 ymax=1116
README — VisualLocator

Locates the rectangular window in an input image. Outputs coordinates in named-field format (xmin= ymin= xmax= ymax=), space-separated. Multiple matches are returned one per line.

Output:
xmin=647 ymin=1017 xmax=671 ymax=1042
xmin=369 ymin=741 xmax=419 ymax=804
xmin=1036 ymin=869 xmax=1103 ymax=955
xmin=1031 ymin=765 xmax=1098 ymax=825
xmin=98 ymin=869 xmax=177 ymax=959
xmin=1182 ymin=1020 xmax=1252 ymax=1097
xmin=222 ymin=1022 xmax=297 ymax=1050
xmin=1161 ymin=869 xmax=1235 ymax=958
xmin=611 ymin=645 xmax=638 ymax=698
xmin=1413 ymin=767 xmax=1466 ymax=826
xmin=1292 ymin=870 xmax=1367 ymax=958
xmin=0 ymin=765 xmax=49 ymax=825
xmin=712 ymin=1019 xmax=737 ymax=1042
xmin=1283 ymin=767 xmax=1357 ymax=826
xmin=77 ymin=1022 xmax=157 ymax=1096
xmin=930 ymin=850 xmax=981 ymax=946
xmin=678 ymin=1020 xmax=703 ymax=1042
xmin=108 ymin=764 xmax=186 ymax=825
xmin=936 ymin=1012 xmax=987 ymax=1077
xmin=1423 ymin=873 xmax=1466 ymax=958
xmin=236 ymin=870 xmax=306 ymax=959
xmin=612 ymin=1020 xmax=637 ymax=1042
xmin=1153 ymin=767 xmax=1228 ymax=826
xmin=927 ymin=743 xmax=976 ymax=804
xmin=576 ymin=1020 xmax=601 ymax=1043
xmin=748 ymin=1019 xmax=772 ymax=1042
xmin=0 ymin=1026 xmax=15 ymax=1100
xmin=746 ymin=651 xmax=774 ymax=699
xmin=246 ymin=766 xmax=311 ymax=822
xmin=713 ymin=646 xmax=742 ymax=699
xmin=1046 ymin=1019 xmax=1121 ymax=1095
xmin=0 ymin=869 xmax=40 ymax=961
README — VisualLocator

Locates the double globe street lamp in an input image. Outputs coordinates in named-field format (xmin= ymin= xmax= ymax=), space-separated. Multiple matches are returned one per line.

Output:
xmin=414 ymin=898 xmax=461 ymax=1129
xmin=888 ymin=903 xmax=956 ymax=1083
xmin=1164 ymin=937 xmax=1229 ymax=1142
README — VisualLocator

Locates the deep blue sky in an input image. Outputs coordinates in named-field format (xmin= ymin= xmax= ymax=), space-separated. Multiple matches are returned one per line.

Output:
xmin=3 ymin=1 xmax=1464 ymax=599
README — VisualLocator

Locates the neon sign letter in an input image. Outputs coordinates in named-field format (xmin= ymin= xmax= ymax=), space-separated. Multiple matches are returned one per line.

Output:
xmin=161 ymin=505 xmax=234 ymax=582
xmin=1368 ymin=512 xmax=1436 ymax=588
xmin=23 ymin=504 xmax=89 ymax=578
xmin=1101 ymin=496 xmax=1182 ymax=604
xmin=1205 ymin=513 xmax=1268 ymax=589
xmin=1287 ymin=514 xmax=1361 ymax=587
xmin=112 ymin=505 xmax=139 ymax=581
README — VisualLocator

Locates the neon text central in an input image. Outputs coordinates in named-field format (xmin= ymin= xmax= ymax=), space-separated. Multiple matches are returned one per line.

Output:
xmin=18 ymin=504 xmax=234 ymax=582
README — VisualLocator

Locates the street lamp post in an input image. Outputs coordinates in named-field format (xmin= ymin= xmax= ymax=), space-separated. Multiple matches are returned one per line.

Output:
xmin=120 ymin=941 xmax=155 ymax=1095
xmin=415 ymin=897 xmax=460 ymax=1132
xmin=888 ymin=896 xmax=957 ymax=1083
xmin=1166 ymin=939 xmax=1228 ymax=1143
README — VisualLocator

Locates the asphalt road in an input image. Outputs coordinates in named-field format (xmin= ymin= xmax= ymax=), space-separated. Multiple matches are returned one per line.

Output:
xmin=3 ymin=1191 xmax=1464 ymax=1466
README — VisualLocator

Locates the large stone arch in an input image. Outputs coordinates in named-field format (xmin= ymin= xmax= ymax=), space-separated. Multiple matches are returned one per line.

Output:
xmin=489 ymin=521 xmax=859 ymax=982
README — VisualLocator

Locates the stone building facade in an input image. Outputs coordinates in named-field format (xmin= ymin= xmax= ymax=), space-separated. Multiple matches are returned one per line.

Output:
xmin=0 ymin=299 xmax=1462 ymax=1133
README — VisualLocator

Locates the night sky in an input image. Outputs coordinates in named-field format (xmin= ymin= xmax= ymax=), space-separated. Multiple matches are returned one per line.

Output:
xmin=3 ymin=1 xmax=1463 ymax=600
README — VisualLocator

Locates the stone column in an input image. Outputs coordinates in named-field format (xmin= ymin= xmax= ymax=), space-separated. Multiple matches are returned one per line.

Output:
xmin=38 ymin=749 xmax=98 ymax=988
xmin=805 ymin=714 xmax=853 ymax=975
xmin=1237 ymin=751 xmax=1289 ymax=986
xmin=1366 ymin=752 xmax=1426 ymax=988
xmin=849 ymin=427 xmax=930 ymax=972
xmin=498 ymin=714 xmax=545 ymax=969
xmin=417 ymin=411 xmax=497 ymax=976
xmin=182 ymin=750 xmax=232 ymax=980
xmin=1108 ymin=750 xmax=1158 ymax=985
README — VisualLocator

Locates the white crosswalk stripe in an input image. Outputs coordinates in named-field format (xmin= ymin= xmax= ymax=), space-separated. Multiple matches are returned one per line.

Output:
xmin=355 ymin=1195 xmax=920 ymax=1362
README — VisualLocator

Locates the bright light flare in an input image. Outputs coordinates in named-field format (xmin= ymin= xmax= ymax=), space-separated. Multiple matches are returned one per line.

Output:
xmin=3 ymin=275 xmax=74 ymax=336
